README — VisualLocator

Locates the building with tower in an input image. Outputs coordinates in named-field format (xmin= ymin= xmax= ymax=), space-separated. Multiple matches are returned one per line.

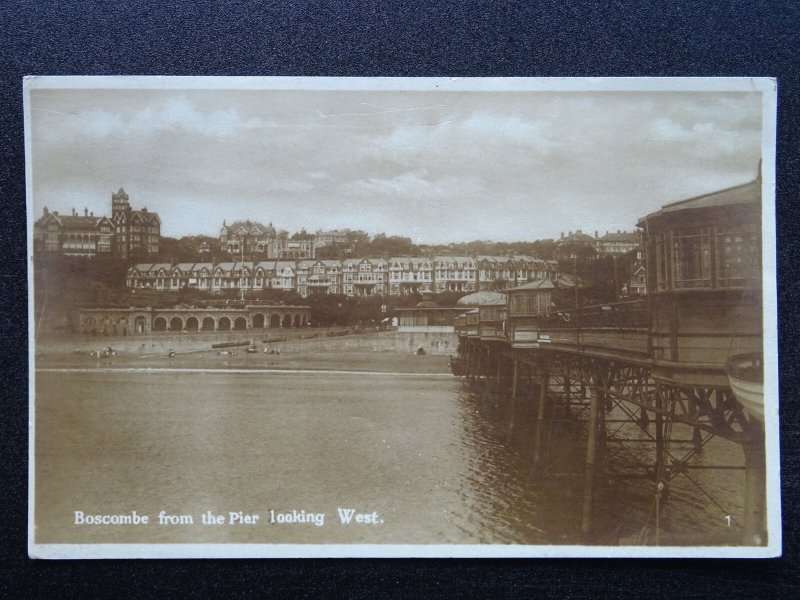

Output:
xmin=110 ymin=188 xmax=161 ymax=259
xmin=33 ymin=188 xmax=159 ymax=260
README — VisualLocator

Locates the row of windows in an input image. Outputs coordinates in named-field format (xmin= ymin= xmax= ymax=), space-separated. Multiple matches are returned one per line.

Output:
xmin=653 ymin=225 xmax=760 ymax=291
xmin=509 ymin=292 xmax=552 ymax=317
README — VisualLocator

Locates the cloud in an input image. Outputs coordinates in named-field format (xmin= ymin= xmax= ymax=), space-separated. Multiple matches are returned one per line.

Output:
xmin=37 ymin=95 xmax=270 ymax=142
xmin=30 ymin=88 xmax=764 ymax=243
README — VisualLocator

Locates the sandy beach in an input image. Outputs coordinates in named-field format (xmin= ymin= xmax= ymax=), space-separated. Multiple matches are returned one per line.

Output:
xmin=35 ymin=333 xmax=453 ymax=374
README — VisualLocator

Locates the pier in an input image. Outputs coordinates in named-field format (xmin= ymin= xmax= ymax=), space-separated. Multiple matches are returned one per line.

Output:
xmin=453 ymin=177 xmax=767 ymax=545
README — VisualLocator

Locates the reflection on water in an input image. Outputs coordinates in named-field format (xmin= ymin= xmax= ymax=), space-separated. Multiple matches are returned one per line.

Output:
xmin=35 ymin=369 xmax=745 ymax=545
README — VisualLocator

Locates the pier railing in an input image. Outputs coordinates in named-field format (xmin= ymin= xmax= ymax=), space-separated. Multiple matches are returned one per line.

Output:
xmin=540 ymin=299 xmax=649 ymax=330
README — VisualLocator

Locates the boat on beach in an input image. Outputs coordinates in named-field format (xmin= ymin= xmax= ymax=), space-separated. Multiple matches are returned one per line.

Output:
xmin=726 ymin=352 xmax=764 ymax=420
xmin=326 ymin=330 xmax=350 ymax=337
xmin=211 ymin=340 xmax=250 ymax=349
xmin=262 ymin=335 xmax=286 ymax=343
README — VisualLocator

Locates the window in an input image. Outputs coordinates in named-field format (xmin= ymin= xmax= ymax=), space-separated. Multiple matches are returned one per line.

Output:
xmin=671 ymin=227 xmax=712 ymax=289
xmin=655 ymin=234 xmax=668 ymax=291
xmin=716 ymin=225 xmax=760 ymax=287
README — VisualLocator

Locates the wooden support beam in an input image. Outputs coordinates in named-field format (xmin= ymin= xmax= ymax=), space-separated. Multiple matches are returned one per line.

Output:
xmin=511 ymin=359 xmax=519 ymax=399
xmin=581 ymin=379 xmax=600 ymax=538
xmin=494 ymin=357 xmax=502 ymax=409
xmin=534 ymin=370 xmax=549 ymax=467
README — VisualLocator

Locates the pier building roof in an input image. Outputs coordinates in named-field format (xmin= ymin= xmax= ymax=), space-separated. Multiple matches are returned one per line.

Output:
xmin=507 ymin=278 xmax=556 ymax=291
xmin=639 ymin=179 xmax=759 ymax=224
xmin=457 ymin=291 xmax=508 ymax=306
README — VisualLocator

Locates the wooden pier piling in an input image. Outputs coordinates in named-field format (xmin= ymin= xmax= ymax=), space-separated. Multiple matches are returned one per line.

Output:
xmin=533 ymin=370 xmax=549 ymax=468
xmin=581 ymin=381 xmax=601 ymax=538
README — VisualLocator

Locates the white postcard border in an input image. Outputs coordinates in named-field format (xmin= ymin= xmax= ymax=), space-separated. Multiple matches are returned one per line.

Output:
xmin=25 ymin=76 xmax=780 ymax=559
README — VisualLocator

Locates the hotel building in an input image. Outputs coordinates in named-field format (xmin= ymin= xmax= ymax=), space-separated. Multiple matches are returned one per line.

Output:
xmin=127 ymin=254 xmax=557 ymax=299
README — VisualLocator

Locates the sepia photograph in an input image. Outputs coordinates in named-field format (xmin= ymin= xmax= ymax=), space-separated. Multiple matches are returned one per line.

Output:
xmin=26 ymin=77 xmax=779 ymax=558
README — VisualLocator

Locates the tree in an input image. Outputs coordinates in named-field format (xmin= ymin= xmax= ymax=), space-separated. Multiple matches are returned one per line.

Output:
xmin=308 ymin=294 xmax=354 ymax=326
xmin=368 ymin=233 xmax=415 ymax=256
xmin=531 ymin=239 xmax=558 ymax=260
xmin=291 ymin=228 xmax=314 ymax=240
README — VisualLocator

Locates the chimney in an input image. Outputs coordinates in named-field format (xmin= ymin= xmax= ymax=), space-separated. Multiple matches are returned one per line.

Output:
xmin=72 ymin=208 xmax=76 ymax=216
xmin=53 ymin=210 xmax=58 ymax=216
xmin=594 ymin=230 xmax=598 ymax=239
xmin=90 ymin=211 xmax=93 ymax=217
xmin=43 ymin=207 xmax=49 ymax=216
xmin=84 ymin=207 xmax=88 ymax=217
xmin=560 ymin=232 xmax=565 ymax=240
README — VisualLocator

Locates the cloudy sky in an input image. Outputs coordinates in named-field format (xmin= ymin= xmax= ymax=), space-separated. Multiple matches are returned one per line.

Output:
xmin=28 ymin=84 xmax=763 ymax=243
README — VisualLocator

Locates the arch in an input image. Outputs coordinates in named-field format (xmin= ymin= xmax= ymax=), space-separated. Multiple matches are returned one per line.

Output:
xmin=252 ymin=313 xmax=265 ymax=329
xmin=270 ymin=314 xmax=281 ymax=328
xmin=302 ymin=314 xmax=309 ymax=326
xmin=185 ymin=316 xmax=199 ymax=332
xmin=134 ymin=316 xmax=147 ymax=333
xmin=293 ymin=314 xmax=301 ymax=328
xmin=201 ymin=317 xmax=215 ymax=331
xmin=282 ymin=314 xmax=292 ymax=328
xmin=218 ymin=316 xmax=231 ymax=331
xmin=233 ymin=316 xmax=247 ymax=330
xmin=169 ymin=316 xmax=183 ymax=331
xmin=153 ymin=317 xmax=167 ymax=332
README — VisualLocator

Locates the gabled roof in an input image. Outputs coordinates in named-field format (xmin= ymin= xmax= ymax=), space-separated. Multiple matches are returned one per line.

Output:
xmin=174 ymin=263 xmax=198 ymax=271
xmin=508 ymin=278 xmax=556 ymax=291
xmin=129 ymin=209 xmax=160 ymax=225
xmin=59 ymin=215 xmax=100 ymax=230
xmin=560 ymin=231 xmax=595 ymax=243
xmin=223 ymin=220 xmax=276 ymax=235
xmin=599 ymin=231 xmax=638 ymax=242
xmin=435 ymin=255 xmax=475 ymax=266
xmin=35 ymin=212 xmax=63 ymax=227
xmin=130 ymin=263 xmax=154 ymax=273
xmin=476 ymin=255 xmax=513 ymax=265
xmin=512 ymin=255 xmax=543 ymax=265
xmin=555 ymin=273 xmax=583 ymax=288
xmin=390 ymin=256 xmax=432 ymax=269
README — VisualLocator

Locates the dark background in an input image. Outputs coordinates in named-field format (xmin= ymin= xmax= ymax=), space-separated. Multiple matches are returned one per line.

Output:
xmin=1 ymin=1 xmax=797 ymax=597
